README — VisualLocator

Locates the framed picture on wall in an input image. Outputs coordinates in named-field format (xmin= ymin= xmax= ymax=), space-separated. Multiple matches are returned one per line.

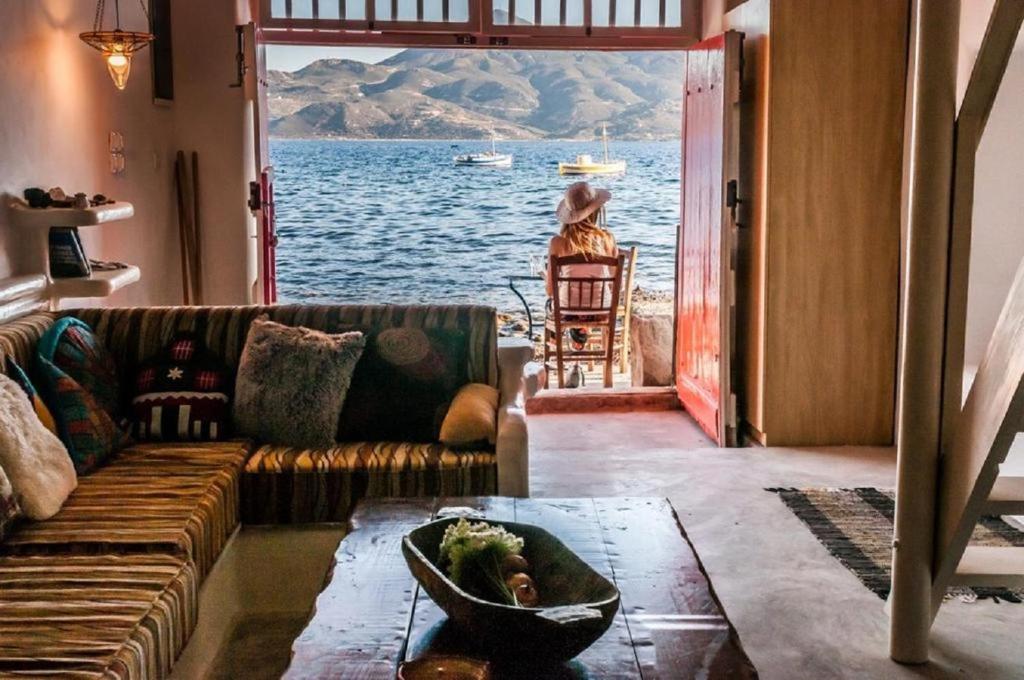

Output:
xmin=151 ymin=0 xmax=173 ymax=103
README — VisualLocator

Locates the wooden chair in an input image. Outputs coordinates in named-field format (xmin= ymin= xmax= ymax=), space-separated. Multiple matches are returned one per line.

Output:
xmin=616 ymin=246 xmax=639 ymax=373
xmin=544 ymin=253 xmax=627 ymax=389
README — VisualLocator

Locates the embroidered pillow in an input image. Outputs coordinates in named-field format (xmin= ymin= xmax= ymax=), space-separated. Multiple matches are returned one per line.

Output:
xmin=5 ymin=356 xmax=58 ymax=435
xmin=233 ymin=317 xmax=365 ymax=448
xmin=0 ymin=462 xmax=20 ymax=541
xmin=132 ymin=333 xmax=231 ymax=441
xmin=36 ymin=318 xmax=130 ymax=474
xmin=337 ymin=327 xmax=469 ymax=443
xmin=0 ymin=374 xmax=77 ymax=520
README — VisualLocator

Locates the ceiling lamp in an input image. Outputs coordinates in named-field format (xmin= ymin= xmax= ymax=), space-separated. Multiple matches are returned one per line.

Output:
xmin=80 ymin=0 xmax=155 ymax=90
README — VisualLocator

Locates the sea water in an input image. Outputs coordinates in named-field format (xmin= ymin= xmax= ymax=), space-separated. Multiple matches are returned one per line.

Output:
xmin=271 ymin=139 xmax=680 ymax=313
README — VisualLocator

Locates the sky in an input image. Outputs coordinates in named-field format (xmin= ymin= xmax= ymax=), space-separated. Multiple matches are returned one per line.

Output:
xmin=266 ymin=46 xmax=404 ymax=72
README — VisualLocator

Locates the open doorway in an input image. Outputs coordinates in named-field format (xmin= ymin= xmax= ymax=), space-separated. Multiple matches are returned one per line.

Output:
xmin=247 ymin=0 xmax=739 ymax=445
xmin=267 ymin=47 xmax=682 ymax=387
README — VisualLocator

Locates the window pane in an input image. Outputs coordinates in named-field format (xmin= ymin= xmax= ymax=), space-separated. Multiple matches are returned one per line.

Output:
xmin=346 ymin=0 xmax=367 ymax=19
xmin=374 ymin=0 xmax=392 ymax=20
xmin=449 ymin=0 xmax=469 ymax=21
xmin=318 ymin=0 xmax=341 ymax=19
xmin=272 ymin=0 xmax=287 ymax=18
xmin=665 ymin=0 xmax=682 ymax=27
xmin=591 ymin=0 xmax=610 ymax=26
xmin=615 ymin=0 xmax=634 ymax=26
xmin=563 ymin=0 xmax=583 ymax=25
xmin=515 ymin=1 xmax=536 ymax=25
xmin=397 ymin=0 xmax=416 ymax=20
xmin=291 ymin=0 xmax=314 ymax=18
xmin=493 ymin=0 xmax=509 ymax=24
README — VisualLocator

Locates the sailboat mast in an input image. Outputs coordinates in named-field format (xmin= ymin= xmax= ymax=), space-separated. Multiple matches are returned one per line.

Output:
xmin=602 ymin=124 xmax=609 ymax=163
xmin=491 ymin=135 xmax=496 ymax=155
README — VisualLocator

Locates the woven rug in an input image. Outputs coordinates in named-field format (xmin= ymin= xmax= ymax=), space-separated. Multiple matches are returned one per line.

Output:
xmin=768 ymin=487 xmax=1024 ymax=603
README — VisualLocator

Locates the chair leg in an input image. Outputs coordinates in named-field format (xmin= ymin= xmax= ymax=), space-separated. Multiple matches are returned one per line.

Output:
xmin=555 ymin=325 xmax=566 ymax=389
xmin=604 ymin=327 xmax=614 ymax=388
xmin=543 ymin=330 xmax=551 ymax=389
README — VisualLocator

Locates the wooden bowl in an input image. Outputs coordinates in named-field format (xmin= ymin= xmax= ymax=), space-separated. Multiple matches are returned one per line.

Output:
xmin=401 ymin=517 xmax=620 ymax=664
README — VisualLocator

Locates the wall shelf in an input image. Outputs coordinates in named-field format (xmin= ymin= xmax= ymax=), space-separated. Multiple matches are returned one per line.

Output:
xmin=8 ymin=201 xmax=135 ymax=229
xmin=6 ymin=199 xmax=140 ymax=307
xmin=50 ymin=267 xmax=141 ymax=299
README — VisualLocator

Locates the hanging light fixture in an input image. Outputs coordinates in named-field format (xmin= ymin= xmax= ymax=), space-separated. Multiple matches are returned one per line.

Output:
xmin=80 ymin=0 xmax=155 ymax=90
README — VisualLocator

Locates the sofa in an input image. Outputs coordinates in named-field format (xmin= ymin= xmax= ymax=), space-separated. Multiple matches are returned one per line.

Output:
xmin=0 ymin=303 xmax=530 ymax=679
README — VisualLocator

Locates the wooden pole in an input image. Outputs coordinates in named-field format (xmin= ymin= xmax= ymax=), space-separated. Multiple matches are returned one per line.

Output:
xmin=174 ymin=151 xmax=192 ymax=305
xmin=888 ymin=0 xmax=960 ymax=664
xmin=191 ymin=151 xmax=205 ymax=305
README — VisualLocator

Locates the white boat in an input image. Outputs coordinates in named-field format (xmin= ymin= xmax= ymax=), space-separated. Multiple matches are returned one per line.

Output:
xmin=453 ymin=137 xmax=513 ymax=167
xmin=559 ymin=124 xmax=627 ymax=175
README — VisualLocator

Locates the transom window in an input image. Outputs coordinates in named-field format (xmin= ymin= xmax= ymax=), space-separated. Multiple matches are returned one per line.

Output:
xmin=259 ymin=0 xmax=697 ymax=48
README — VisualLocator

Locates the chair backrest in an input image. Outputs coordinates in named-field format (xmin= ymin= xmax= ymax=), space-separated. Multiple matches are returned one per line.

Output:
xmin=550 ymin=253 xmax=627 ymax=318
xmin=620 ymin=246 xmax=639 ymax=313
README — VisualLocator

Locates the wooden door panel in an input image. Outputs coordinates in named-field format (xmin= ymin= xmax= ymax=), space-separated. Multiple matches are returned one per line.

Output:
xmin=675 ymin=32 xmax=740 ymax=445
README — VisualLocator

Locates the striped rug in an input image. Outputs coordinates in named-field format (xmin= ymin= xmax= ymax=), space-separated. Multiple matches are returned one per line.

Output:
xmin=768 ymin=487 xmax=1024 ymax=603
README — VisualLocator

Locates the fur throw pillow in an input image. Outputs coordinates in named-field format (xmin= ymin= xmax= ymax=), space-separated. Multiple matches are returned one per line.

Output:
xmin=0 ymin=374 xmax=77 ymax=520
xmin=233 ymin=317 xmax=365 ymax=448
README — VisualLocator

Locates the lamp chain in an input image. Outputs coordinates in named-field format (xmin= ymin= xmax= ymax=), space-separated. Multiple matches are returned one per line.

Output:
xmin=92 ymin=0 xmax=106 ymax=32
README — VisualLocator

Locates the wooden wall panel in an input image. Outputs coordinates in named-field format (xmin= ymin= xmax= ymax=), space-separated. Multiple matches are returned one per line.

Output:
xmin=764 ymin=0 xmax=908 ymax=445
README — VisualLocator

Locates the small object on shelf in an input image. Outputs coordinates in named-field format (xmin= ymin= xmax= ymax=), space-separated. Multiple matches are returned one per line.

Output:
xmin=23 ymin=188 xmax=51 ymax=209
xmin=91 ymin=194 xmax=114 ymax=207
xmin=48 ymin=228 xmax=91 ymax=278
xmin=73 ymin=193 xmax=89 ymax=209
xmin=88 ymin=259 xmax=129 ymax=272
xmin=8 ymin=200 xmax=134 ymax=228
xmin=48 ymin=187 xmax=74 ymax=208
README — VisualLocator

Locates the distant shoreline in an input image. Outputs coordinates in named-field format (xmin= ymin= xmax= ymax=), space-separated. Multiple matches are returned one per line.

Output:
xmin=269 ymin=137 xmax=682 ymax=143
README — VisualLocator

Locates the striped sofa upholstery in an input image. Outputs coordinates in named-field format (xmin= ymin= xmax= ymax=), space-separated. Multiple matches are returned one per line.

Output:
xmin=242 ymin=442 xmax=497 ymax=524
xmin=71 ymin=304 xmax=499 ymax=387
xmin=0 ymin=312 xmax=55 ymax=371
xmin=0 ymin=552 xmax=197 ymax=680
xmin=71 ymin=304 xmax=502 ymax=524
xmin=2 ymin=442 xmax=250 ymax=580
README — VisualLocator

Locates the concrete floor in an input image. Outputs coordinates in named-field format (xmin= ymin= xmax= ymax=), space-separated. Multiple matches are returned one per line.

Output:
xmin=529 ymin=411 xmax=1024 ymax=680
xmin=173 ymin=410 xmax=1024 ymax=679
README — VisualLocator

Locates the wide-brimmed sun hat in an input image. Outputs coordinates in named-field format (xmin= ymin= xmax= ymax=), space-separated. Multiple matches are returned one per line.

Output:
xmin=556 ymin=181 xmax=611 ymax=224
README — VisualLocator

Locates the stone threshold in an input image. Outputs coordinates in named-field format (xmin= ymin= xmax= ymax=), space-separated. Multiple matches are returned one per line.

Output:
xmin=526 ymin=386 xmax=680 ymax=415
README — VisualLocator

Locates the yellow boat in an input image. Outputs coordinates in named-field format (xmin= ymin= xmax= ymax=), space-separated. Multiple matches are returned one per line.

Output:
xmin=558 ymin=124 xmax=627 ymax=175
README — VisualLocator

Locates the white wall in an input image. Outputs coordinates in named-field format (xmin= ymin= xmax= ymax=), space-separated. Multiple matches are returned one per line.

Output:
xmin=0 ymin=0 xmax=256 ymax=307
xmin=959 ymin=1 xmax=1024 ymax=367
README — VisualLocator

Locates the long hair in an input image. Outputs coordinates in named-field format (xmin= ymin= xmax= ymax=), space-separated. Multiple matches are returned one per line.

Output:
xmin=560 ymin=208 xmax=613 ymax=258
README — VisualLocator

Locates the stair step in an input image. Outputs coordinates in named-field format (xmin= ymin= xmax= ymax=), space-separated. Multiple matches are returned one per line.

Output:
xmin=952 ymin=546 xmax=1024 ymax=588
xmin=982 ymin=476 xmax=1024 ymax=515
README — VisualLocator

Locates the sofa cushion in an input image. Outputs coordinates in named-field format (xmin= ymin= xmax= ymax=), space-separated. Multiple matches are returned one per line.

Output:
xmin=0 ymin=374 xmax=77 ymax=520
xmin=35 ymin=318 xmax=131 ymax=474
xmin=337 ymin=326 xmax=468 ymax=443
xmin=132 ymin=332 xmax=231 ymax=442
xmin=4 ymin=356 xmax=57 ymax=435
xmin=234 ymin=318 xmax=365 ymax=448
xmin=0 ymin=552 xmax=197 ymax=679
xmin=241 ymin=442 xmax=497 ymax=524
xmin=439 ymin=383 xmax=500 ymax=449
xmin=0 ymin=463 xmax=20 ymax=541
xmin=2 ymin=441 xmax=250 ymax=579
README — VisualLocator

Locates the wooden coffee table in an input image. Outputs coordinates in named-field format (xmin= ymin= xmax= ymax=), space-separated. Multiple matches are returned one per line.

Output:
xmin=284 ymin=497 xmax=757 ymax=679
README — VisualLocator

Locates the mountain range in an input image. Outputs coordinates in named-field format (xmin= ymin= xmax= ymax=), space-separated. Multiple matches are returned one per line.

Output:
xmin=267 ymin=49 xmax=684 ymax=140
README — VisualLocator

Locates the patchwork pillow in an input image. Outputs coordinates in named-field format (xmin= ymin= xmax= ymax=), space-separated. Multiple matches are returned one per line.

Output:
xmin=0 ymin=462 xmax=21 ymax=541
xmin=36 ymin=317 xmax=131 ymax=474
xmin=439 ymin=383 xmax=500 ymax=449
xmin=132 ymin=333 xmax=231 ymax=441
xmin=233 ymin=317 xmax=365 ymax=448
xmin=337 ymin=327 xmax=469 ymax=443
xmin=40 ymin=317 xmax=123 ymax=422
xmin=5 ymin=356 xmax=58 ymax=435
xmin=0 ymin=374 xmax=77 ymax=520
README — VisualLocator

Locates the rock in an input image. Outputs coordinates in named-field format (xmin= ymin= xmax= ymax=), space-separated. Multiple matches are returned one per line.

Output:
xmin=629 ymin=311 xmax=674 ymax=387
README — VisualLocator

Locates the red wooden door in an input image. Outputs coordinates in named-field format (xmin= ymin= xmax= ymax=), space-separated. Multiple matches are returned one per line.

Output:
xmin=244 ymin=21 xmax=278 ymax=304
xmin=675 ymin=32 xmax=741 ymax=446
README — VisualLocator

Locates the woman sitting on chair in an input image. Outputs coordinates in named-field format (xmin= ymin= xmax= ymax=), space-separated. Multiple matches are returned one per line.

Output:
xmin=547 ymin=181 xmax=619 ymax=349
